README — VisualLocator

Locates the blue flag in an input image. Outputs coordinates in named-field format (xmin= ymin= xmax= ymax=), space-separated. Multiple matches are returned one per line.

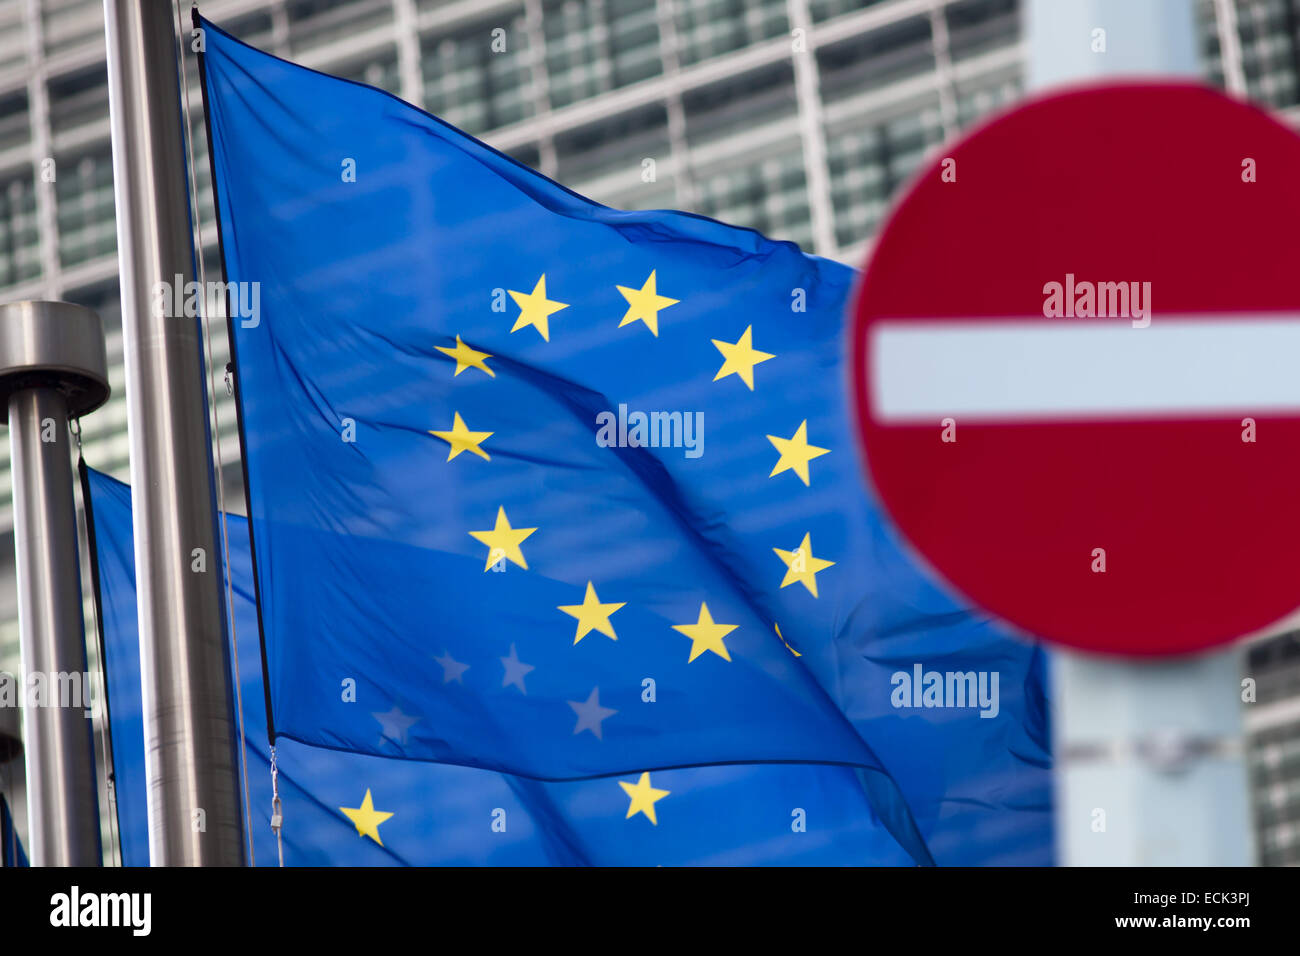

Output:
xmin=1 ymin=794 xmax=27 ymax=867
xmin=198 ymin=18 xmax=1051 ymax=863
xmin=85 ymin=464 xmax=916 ymax=865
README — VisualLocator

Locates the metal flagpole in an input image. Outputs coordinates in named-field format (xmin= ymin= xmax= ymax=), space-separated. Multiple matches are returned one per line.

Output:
xmin=0 ymin=300 xmax=108 ymax=866
xmin=102 ymin=0 xmax=246 ymax=865
xmin=1025 ymin=0 xmax=1256 ymax=866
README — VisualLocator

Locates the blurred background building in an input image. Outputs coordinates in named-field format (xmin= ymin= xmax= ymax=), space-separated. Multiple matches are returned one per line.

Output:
xmin=0 ymin=0 xmax=1296 ymax=864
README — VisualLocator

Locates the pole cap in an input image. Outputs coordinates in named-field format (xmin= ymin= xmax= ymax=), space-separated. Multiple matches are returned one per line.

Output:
xmin=0 ymin=300 xmax=110 ymax=417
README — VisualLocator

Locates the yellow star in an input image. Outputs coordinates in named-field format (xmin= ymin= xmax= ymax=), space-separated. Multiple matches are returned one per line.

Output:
xmin=616 ymin=270 xmax=679 ymax=337
xmin=468 ymin=506 xmax=537 ymax=570
xmin=773 ymin=533 xmax=836 ymax=598
xmin=619 ymin=772 xmax=670 ymax=825
xmin=339 ymin=788 xmax=394 ymax=845
xmin=509 ymin=275 xmax=569 ymax=341
xmin=712 ymin=325 xmax=775 ymax=390
xmin=672 ymin=602 xmax=737 ymax=663
xmin=429 ymin=411 xmax=492 ymax=461
xmin=435 ymin=335 xmax=495 ymax=377
xmin=775 ymin=622 xmax=802 ymax=657
xmin=557 ymin=581 xmax=626 ymax=644
xmin=767 ymin=420 xmax=830 ymax=486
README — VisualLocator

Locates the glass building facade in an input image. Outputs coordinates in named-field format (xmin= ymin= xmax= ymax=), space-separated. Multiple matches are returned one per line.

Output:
xmin=0 ymin=0 xmax=1296 ymax=863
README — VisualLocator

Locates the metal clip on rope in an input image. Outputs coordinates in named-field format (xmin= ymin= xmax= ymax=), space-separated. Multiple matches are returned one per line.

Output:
xmin=269 ymin=745 xmax=285 ymax=867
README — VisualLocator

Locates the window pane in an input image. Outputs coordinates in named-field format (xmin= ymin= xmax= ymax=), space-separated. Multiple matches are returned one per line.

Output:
xmin=0 ymin=89 xmax=28 ymax=156
xmin=953 ymin=70 xmax=1019 ymax=128
xmin=827 ymin=94 xmax=943 ymax=248
xmin=695 ymin=148 xmax=811 ymax=249
xmin=810 ymin=0 xmax=889 ymax=23
xmin=422 ymin=16 xmax=535 ymax=134
xmin=557 ymin=102 xmax=669 ymax=188
xmin=672 ymin=0 xmax=787 ymax=68
xmin=608 ymin=0 xmax=662 ymax=88
xmin=55 ymin=149 xmax=115 ymax=268
xmin=544 ymin=0 xmax=610 ymax=108
xmin=48 ymin=64 xmax=110 ymax=140
xmin=817 ymin=15 xmax=934 ymax=104
xmin=335 ymin=47 xmax=403 ymax=97
xmin=944 ymin=0 xmax=1019 ymax=63
xmin=288 ymin=0 xmax=393 ymax=56
xmin=0 ymin=170 xmax=40 ymax=286
xmin=1235 ymin=0 xmax=1299 ymax=109
xmin=42 ymin=0 xmax=104 ymax=58
xmin=0 ymin=0 xmax=27 ymax=74
xmin=684 ymin=60 xmax=797 ymax=149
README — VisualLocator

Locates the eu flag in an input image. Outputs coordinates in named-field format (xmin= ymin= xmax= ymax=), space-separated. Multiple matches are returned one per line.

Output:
xmin=198 ymin=17 xmax=1051 ymax=863
xmin=85 ymin=465 xmax=916 ymax=865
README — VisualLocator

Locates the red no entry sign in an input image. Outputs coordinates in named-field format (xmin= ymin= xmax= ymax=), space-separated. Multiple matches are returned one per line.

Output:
xmin=852 ymin=84 xmax=1300 ymax=656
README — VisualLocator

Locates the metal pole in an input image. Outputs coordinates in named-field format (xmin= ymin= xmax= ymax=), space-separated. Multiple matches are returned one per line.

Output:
xmin=10 ymin=389 xmax=99 ymax=865
xmin=0 ymin=300 xmax=109 ymax=866
xmin=103 ymin=0 xmax=245 ymax=865
xmin=1025 ymin=0 xmax=1257 ymax=866
xmin=1025 ymin=0 xmax=1201 ymax=89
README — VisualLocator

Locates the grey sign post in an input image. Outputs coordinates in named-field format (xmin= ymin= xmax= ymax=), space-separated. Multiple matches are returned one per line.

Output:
xmin=1025 ymin=0 xmax=1256 ymax=866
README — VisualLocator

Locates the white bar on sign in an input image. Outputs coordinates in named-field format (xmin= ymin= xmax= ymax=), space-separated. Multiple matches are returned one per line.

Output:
xmin=870 ymin=316 xmax=1300 ymax=423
